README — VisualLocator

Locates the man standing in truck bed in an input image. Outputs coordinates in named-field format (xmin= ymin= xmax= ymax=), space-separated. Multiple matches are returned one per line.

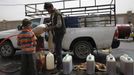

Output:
xmin=44 ymin=2 xmax=66 ymax=71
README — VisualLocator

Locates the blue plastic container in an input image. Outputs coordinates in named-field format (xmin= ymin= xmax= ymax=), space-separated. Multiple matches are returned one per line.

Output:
xmin=64 ymin=17 xmax=79 ymax=28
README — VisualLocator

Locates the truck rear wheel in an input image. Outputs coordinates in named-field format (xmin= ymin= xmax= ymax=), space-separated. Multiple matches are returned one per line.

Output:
xmin=72 ymin=40 xmax=93 ymax=59
xmin=0 ymin=41 xmax=15 ymax=58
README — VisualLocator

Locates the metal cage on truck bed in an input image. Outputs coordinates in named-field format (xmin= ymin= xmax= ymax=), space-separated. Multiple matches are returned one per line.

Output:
xmin=25 ymin=0 xmax=116 ymax=27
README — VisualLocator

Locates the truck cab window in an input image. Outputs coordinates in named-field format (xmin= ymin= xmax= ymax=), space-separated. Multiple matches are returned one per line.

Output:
xmin=31 ymin=18 xmax=41 ymax=28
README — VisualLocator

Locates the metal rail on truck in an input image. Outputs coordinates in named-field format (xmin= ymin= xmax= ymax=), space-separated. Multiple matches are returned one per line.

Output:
xmin=25 ymin=0 xmax=116 ymax=27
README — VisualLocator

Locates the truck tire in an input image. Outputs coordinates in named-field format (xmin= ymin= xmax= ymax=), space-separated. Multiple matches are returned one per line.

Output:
xmin=72 ymin=40 xmax=93 ymax=59
xmin=0 ymin=41 xmax=15 ymax=58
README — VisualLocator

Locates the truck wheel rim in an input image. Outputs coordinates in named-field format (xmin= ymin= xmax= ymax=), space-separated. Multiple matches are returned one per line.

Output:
xmin=1 ymin=45 xmax=12 ymax=56
xmin=75 ymin=42 xmax=91 ymax=59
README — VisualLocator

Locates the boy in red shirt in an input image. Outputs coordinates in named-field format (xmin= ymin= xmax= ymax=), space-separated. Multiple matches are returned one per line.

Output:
xmin=17 ymin=18 xmax=38 ymax=75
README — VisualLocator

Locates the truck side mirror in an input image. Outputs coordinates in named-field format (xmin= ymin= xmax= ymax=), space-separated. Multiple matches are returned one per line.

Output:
xmin=17 ymin=25 xmax=23 ymax=30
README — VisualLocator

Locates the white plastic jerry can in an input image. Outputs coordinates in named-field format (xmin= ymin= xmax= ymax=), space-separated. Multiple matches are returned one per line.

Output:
xmin=62 ymin=54 xmax=73 ymax=75
xmin=120 ymin=54 xmax=129 ymax=74
xmin=123 ymin=57 xmax=134 ymax=75
xmin=120 ymin=54 xmax=134 ymax=75
xmin=106 ymin=54 xmax=116 ymax=75
xmin=46 ymin=52 xmax=55 ymax=70
xmin=86 ymin=54 xmax=95 ymax=75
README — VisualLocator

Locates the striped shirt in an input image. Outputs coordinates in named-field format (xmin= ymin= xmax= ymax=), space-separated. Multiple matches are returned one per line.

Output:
xmin=17 ymin=29 xmax=37 ymax=53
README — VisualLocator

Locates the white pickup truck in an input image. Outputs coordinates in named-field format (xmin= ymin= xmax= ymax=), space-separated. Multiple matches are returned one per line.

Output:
xmin=0 ymin=0 xmax=120 ymax=59
xmin=0 ymin=17 xmax=120 ymax=59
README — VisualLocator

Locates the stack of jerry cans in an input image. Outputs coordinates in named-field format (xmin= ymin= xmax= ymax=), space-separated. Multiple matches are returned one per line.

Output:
xmin=106 ymin=54 xmax=116 ymax=75
xmin=120 ymin=54 xmax=134 ymax=75
xmin=86 ymin=54 xmax=95 ymax=75
xmin=62 ymin=54 xmax=73 ymax=75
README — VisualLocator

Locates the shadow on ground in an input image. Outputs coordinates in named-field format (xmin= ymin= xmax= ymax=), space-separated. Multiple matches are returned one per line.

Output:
xmin=0 ymin=51 xmax=122 ymax=75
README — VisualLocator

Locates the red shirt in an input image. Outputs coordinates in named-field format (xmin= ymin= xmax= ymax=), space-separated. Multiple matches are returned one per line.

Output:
xmin=17 ymin=28 xmax=37 ymax=53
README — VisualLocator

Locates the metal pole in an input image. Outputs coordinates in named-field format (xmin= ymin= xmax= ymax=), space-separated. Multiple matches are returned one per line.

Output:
xmin=114 ymin=0 xmax=116 ymax=26
xmin=94 ymin=0 xmax=96 ymax=6
xmin=63 ymin=0 xmax=65 ymax=9
xmin=79 ymin=0 xmax=81 ymax=7
xmin=35 ymin=4 xmax=37 ymax=13
xmin=25 ymin=5 xmax=27 ymax=16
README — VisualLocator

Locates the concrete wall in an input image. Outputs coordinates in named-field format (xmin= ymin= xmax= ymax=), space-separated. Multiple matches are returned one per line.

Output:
xmin=0 ymin=20 xmax=21 ymax=31
xmin=116 ymin=13 xmax=134 ymax=24
xmin=116 ymin=11 xmax=134 ymax=24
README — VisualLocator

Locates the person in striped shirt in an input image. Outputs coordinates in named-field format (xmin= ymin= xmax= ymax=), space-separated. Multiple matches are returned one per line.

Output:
xmin=17 ymin=18 xmax=38 ymax=75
